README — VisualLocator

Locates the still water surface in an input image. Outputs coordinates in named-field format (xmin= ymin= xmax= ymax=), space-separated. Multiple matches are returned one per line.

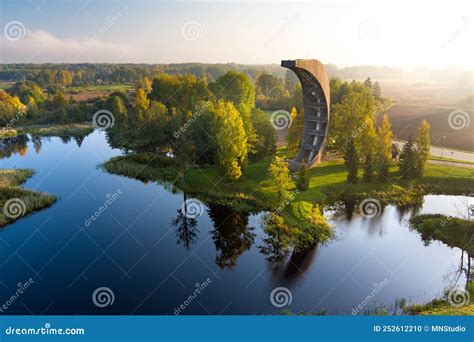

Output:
xmin=0 ymin=131 xmax=470 ymax=314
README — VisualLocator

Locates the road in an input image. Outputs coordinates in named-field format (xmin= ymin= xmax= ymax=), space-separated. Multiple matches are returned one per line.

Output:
xmin=393 ymin=140 xmax=474 ymax=163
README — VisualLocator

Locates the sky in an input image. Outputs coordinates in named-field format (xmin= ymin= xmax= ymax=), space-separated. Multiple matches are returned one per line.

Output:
xmin=0 ymin=0 xmax=473 ymax=69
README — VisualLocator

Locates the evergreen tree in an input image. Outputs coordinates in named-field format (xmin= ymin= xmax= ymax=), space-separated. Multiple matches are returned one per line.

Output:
xmin=363 ymin=153 xmax=373 ymax=182
xmin=344 ymin=136 xmax=359 ymax=182
xmin=373 ymin=81 xmax=382 ymax=100
xmin=375 ymin=115 xmax=393 ymax=181
xmin=416 ymin=120 xmax=431 ymax=177
xmin=363 ymin=77 xmax=372 ymax=90
xmin=399 ymin=136 xmax=417 ymax=179
xmin=296 ymin=162 xmax=310 ymax=191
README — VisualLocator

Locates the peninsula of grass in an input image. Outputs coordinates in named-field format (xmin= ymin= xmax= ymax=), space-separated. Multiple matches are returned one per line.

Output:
xmin=19 ymin=123 xmax=94 ymax=138
xmin=0 ymin=169 xmax=56 ymax=227
xmin=103 ymin=151 xmax=474 ymax=227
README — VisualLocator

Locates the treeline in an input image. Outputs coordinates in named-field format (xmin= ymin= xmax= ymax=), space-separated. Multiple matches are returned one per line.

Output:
xmin=105 ymin=71 xmax=276 ymax=181
xmin=4 ymin=62 xmax=462 ymax=89
xmin=0 ymin=80 xmax=105 ymax=126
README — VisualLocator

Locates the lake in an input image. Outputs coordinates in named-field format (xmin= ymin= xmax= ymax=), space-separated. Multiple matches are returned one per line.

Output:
xmin=0 ymin=130 xmax=471 ymax=315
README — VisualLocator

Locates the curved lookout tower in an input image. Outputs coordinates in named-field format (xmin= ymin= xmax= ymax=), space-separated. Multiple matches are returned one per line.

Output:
xmin=281 ymin=59 xmax=330 ymax=171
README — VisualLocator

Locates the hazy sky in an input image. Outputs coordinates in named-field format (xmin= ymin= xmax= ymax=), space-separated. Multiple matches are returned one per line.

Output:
xmin=1 ymin=0 xmax=473 ymax=69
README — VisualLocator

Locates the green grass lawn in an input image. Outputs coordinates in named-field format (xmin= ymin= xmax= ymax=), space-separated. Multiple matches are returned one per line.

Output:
xmin=103 ymin=148 xmax=474 ymax=222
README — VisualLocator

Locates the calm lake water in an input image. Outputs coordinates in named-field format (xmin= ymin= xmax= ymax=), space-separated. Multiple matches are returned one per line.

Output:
xmin=0 ymin=130 xmax=471 ymax=315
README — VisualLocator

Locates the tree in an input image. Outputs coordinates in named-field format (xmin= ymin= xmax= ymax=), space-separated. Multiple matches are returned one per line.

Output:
xmin=210 ymin=71 xmax=256 ymax=152
xmin=212 ymin=100 xmax=248 ymax=181
xmin=399 ymin=136 xmax=417 ymax=179
xmin=256 ymin=73 xmax=285 ymax=98
xmin=360 ymin=118 xmax=377 ymax=182
xmin=344 ymin=136 xmax=359 ymax=182
xmin=296 ymin=162 xmax=310 ymax=191
xmin=108 ymin=95 xmax=128 ymax=128
xmin=251 ymin=108 xmax=276 ymax=160
xmin=132 ymin=88 xmax=149 ymax=125
xmin=375 ymin=115 xmax=393 ymax=181
xmin=286 ymin=106 xmax=303 ymax=157
xmin=416 ymin=120 xmax=431 ymax=177
xmin=142 ymin=76 xmax=152 ymax=93
xmin=329 ymin=89 xmax=375 ymax=153
xmin=363 ymin=77 xmax=372 ymax=90
xmin=373 ymin=81 xmax=382 ymax=100
xmin=149 ymin=73 xmax=211 ymax=113
xmin=258 ymin=156 xmax=295 ymax=209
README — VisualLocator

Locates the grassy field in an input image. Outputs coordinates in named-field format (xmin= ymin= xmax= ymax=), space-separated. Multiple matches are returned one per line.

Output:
xmin=0 ymin=169 xmax=56 ymax=227
xmin=103 ymin=149 xmax=474 ymax=224
xmin=65 ymin=84 xmax=132 ymax=101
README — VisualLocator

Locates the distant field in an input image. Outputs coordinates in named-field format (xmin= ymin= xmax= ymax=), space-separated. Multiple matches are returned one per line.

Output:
xmin=65 ymin=84 xmax=132 ymax=101
xmin=382 ymin=103 xmax=473 ymax=152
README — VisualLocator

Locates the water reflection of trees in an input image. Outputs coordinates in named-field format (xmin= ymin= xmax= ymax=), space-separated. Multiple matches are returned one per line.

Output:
xmin=171 ymin=194 xmax=199 ymax=250
xmin=1 ymin=132 xmax=88 ymax=159
xmin=272 ymin=247 xmax=319 ymax=283
xmin=208 ymin=204 xmax=255 ymax=269
xmin=0 ymin=135 xmax=29 ymax=158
